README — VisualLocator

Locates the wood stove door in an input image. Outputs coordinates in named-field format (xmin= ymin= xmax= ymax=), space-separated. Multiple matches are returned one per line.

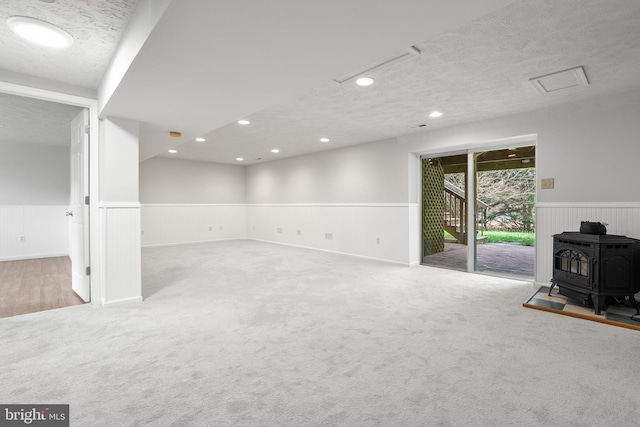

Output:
xmin=552 ymin=241 xmax=593 ymax=289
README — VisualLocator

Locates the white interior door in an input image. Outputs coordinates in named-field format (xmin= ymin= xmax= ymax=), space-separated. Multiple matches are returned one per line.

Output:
xmin=69 ymin=109 xmax=90 ymax=302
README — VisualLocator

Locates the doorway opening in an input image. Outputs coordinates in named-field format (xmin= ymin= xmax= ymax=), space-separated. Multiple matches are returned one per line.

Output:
xmin=421 ymin=145 xmax=536 ymax=280
xmin=0 ymin=91 xmax=91 ymax=316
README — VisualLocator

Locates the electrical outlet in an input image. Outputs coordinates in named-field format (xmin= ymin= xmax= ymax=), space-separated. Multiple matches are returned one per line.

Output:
xmin=376 ymin=237 xmax=381 ymax=244
xmin=19 ymin=235 xmax=26 ymax=242
xmin=325 ymin=233 xmax=333 ymax=240
xmin=277 ymin=227 xmax=283 ymax=233
xmin=141 ymin=230 xmax=144 ymax=235
xmin=541 ymin=178 xmax=554 ymax=189
xmin=208 ymin=226 xmax=212 ymax=231
xmin=219 ymin=226 xmax=223 ymax=230
xmin=297 ymin=230 xmax=302 ymax=236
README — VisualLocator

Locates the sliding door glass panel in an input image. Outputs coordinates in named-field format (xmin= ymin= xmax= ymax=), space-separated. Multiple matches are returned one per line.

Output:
xmin=473 ymin=147 xmax=536 ymax=279
xmin=421 ymin=155 xmax=468 ymax=272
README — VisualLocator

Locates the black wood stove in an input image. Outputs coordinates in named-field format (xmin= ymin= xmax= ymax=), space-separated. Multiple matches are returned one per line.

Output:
xmin=550 ymin=232 xmax=640 ymax=314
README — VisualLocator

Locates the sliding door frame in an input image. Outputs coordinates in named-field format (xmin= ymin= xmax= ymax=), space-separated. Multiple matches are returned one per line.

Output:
xmin=418 ymin=134 xmax=537 ymax=274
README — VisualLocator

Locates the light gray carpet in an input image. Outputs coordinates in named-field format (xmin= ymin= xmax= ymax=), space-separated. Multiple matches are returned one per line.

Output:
xmin=1 ymin=240 xmax=639 ymax=426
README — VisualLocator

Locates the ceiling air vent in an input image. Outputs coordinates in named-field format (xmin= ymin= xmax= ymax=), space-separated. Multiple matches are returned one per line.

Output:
xmin=529 ymin=66 xmax=589 ymax=95
xmin=334 ymin=46 xmax=421 ymax=85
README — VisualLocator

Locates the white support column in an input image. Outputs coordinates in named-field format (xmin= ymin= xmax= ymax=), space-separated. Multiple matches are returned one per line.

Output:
xmin=466 ymin=152 xmax=476 ymax=272
xmin=98 ymin=117 xmax=142 ymax=305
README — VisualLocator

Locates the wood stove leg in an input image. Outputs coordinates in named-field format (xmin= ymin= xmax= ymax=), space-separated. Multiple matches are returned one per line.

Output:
xmin=548 ymin=283 xmax=556 ymax=296
xmin=630 ymin=294 xmax=640 ymax=315
xmin=592 ymin=294 xmax=604 ymax=315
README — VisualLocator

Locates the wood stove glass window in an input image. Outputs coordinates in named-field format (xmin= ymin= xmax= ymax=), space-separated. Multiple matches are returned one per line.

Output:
xmin=556 ymin=249 xmax=588 ymax=276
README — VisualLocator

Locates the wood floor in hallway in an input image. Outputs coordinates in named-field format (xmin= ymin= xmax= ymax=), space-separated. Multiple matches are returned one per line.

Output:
xmin=0 ymin=257 xmax=85 ymax=318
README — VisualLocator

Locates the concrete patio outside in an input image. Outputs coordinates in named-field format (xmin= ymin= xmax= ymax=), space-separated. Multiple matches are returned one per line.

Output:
xmin=422 ymin=242 xmax=535 ymax=280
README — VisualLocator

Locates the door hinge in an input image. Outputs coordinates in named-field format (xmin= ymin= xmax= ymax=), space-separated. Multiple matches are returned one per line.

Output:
xmin=85 ymin=195 xmax=90 ymax=205
xmin=86 ymin=266 xmax=91 ymax=276
xmin=84 ymin=125 xmax=90 ymax=134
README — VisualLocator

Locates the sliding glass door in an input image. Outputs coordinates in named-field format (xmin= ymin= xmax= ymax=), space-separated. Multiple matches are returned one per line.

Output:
xmin=421 ymin=145 xmax=536 ymax=280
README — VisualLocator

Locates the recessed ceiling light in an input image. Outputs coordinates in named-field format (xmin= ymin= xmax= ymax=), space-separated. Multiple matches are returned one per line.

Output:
xmin=237 ymin=119 xmax=250 ymax=125
xmin=195 ymin=137 xmax=206 ymax=142
xmin=236 ymin=157 xmax=244 ymax=161
xmin=168 ymin=149 xmax=177 ymax=154
xmin=355 ymin=77 xmax=375 ymax=86
xmin=169 ymin=131 xmax=181 ymax=137
xmin=271 ymin=149 xmax=280 ymax=153
xmin=7 ymin=16 xmax=73 ymax=49
xmin=429 ymin=111 xmax=443 ymax=118
xmin=320 ymin=138 xmax=330 ymax=143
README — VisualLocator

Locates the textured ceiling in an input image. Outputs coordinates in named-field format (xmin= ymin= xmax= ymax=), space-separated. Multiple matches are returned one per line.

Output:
xmin=0 ymin=0 xmax=139 ymax=89
xmin=0 ymin=92 xmax=81 ymax=146
xmin=164 ymin=0 xmax=640 ymax=164
xmin=1 ymin=0 xmax=640 ymax=162
xmin=0 ymin=0 xmax=138 ymax=147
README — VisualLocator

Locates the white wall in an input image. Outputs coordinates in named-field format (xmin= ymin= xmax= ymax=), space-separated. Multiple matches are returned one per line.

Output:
xmin=246 ymin=138 xmax=407 ymax=204
xmin=400 ymin=89 xmax=640 ymax=204
xmin=242 ymin=89 xmax=640 ymax=271
xmin=139 ymin=157 xmax=246 ymax=246
xmin=99 ymin=117 xmax=141 ymax=305
xmin=140 ymin=89 xmax=640 ymax=275
xmin=100 ymin=118 xmax=139 ymax=203
xmin=245 ymin=139 xmax=414 ymax=264
xmin=0 ymin=141 xmax=70 ymax=260
xmin=0 ymin=205 xmax=69 ymax=261
xmin=399 ymin=89 xmax=640 ymax=282
xmin=0 ymin=141 xmax=69 ymax=204
xmin=140 ymin=157 xmax=245 ymax=204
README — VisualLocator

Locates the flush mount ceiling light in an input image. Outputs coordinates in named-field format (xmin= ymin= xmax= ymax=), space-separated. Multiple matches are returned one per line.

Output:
xmin=320 ymin=138 xmax=330 ymax=143
xmin=237 ymin=119 xmax=250 ymax=125
xmin=355 ymin=77 xmax=375 ymax=87
xmin=168 ymin=149 xmax=177 ymax=154
xmin=429 ymin=111 xmax=443 ymax=118
xmin=271 ymin=149 xmax=280 ymax=153
xmin=7 ymin=16 xmax=73 ymax=49
xmin=235 ymin=157 xmax=244 ymax=161
xmin=195 ymin=137 xmax=206 ymax=142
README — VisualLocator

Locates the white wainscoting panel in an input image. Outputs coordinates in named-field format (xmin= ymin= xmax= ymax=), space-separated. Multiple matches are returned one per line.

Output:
xmin=535 ymin=203 xmax=640 ymax=285
xmin=246 ymin=204 xmax=411 ymax=265
xmin=100 ymin=205 xmax=142 ymax=305
xmin=0 ymin=205 xmax=69 ymax=261
xmin=141 ymin=204 xmax=247 ymax=247
xmin=408 ymin=203 xmax=421 ymax=265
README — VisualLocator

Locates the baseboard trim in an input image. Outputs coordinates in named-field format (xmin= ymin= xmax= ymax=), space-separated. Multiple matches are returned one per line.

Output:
xmin=0 ymin=253 xmax=69 ymax=262
xmin=101 ymin=296 xmax=143 ymax=306
xmin=248 ymin=238 xmax=410 ymax=266
xmin=141 ymin=237 xmax=246 ymax=249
